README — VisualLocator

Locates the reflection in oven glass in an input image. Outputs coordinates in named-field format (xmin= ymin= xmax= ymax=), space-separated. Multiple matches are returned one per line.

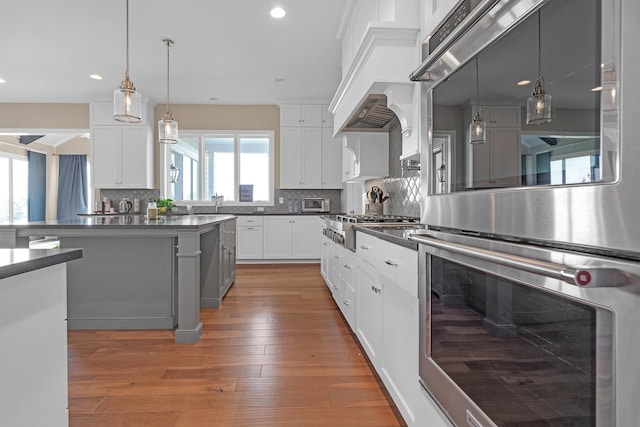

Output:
xmin=430 ymin=258 xmax=596 ymax=426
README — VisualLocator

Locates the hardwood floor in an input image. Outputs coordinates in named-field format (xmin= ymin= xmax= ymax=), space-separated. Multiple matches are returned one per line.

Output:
xmin=68 ymin=264 xmax=406 ymax=426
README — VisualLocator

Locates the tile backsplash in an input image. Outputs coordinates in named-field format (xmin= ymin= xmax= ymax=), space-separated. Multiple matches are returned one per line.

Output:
xmin=365 ymin=125 xmax=421 ymax=218
xmin=98 ymin=188 xmax=341 ymax=215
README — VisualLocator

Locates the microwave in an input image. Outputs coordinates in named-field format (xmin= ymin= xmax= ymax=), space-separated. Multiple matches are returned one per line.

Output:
xmin=301 ymin=197 xmax=330 ymax=213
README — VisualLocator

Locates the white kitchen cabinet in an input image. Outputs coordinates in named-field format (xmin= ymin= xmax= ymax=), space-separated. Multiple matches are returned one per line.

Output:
xmin=321 ymin=128 xmax=343 ymax=189
xmin=91 ymin=126 xmax=154 ymax=189
xmin=280 ymin=104 xmax=323 ymax=127
xmin=236 ymin=216 xmax=263 ymax=260
xmin=263 ymin=215 xmax=321 ymax=259
xmin=342 ymin=132 xmax=389 ymax=182
xmin=355 ymin=256 xmax=382 ymax=364
xmin=1 ymin=263 xmax=70 ymax=427
xmin=90 ymin=101 xmax=154 ymax=189
xmin=471 ymin=128 xmax=521 ymax=188
xmin=280 ymin=127 xmax=322 ymax=189
xmin=468 ymin=104 xmax=521 ymax=189
xmin=477 ymin=104 xmax=521 ymax=128
xmin=377 ymin=238 xmax=419 ymax=426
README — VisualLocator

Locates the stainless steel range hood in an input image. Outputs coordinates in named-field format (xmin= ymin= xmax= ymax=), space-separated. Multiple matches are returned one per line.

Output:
xmin=342 ymin=94 xmax=398 ymax=132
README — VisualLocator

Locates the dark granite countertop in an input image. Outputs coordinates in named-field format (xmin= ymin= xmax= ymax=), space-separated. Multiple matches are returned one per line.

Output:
xmin=0 ymin=248 xmax=83 ymax=280
xmin=0 ymin=214 xmax=236 ymax=230
xmin=354 ymin=225 xmax=428 ymax=251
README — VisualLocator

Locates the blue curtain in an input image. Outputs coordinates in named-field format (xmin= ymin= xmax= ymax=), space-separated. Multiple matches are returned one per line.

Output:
xmin=57 ymin=155 xmax=88 ymax=220
xmin=28 ymin=151 xmax=46 ymax=221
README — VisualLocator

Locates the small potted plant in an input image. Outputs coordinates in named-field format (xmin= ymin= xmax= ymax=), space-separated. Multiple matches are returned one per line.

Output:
xmin=151 ymin=198 xmax=175 ymax=214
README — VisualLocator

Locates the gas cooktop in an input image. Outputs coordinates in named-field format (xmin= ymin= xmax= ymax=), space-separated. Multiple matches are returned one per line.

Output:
xmin=335 ymin=214 xmax=420 ymax=224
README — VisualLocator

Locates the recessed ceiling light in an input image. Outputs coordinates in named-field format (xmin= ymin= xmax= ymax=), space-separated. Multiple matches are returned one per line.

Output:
xmin=270 ymin=7 xmax=286 ymax=18
xmin=90 ymin=74 xmax=103 ymax=80
xmin=517 ymin=80 xmax=531 ymax=86
xmin=0 ymin=77 xmax=6 ymax=83
xmin=591 ymin=86 xmax=603 ymax=92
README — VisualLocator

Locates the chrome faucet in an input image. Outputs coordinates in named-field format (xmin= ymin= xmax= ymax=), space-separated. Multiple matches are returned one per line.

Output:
xmin=211 ymin=193 xmax=223 ymax=213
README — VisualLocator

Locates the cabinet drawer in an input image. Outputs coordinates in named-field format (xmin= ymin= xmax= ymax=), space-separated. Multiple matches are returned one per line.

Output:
xmin=340 ymin=281 xmax=356 ymax=332
xmin=376 ymin=239 xmax=418 ymax=298
xmin=236 ymin=216 xmax=263 ymax=227
xmin=355 ymin=231 xmax=377 ymax=266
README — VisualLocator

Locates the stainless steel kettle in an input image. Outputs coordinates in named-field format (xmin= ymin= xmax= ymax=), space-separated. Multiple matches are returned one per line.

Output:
xmin=119 ymin=198 xmax=132 ymax=213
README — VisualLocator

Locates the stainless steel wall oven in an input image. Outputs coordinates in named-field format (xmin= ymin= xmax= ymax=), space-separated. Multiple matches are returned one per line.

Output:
xmin=409 ymin=0 xmax=640 ymax=424
xmin=410 ymin=229 xmax=640 ymax=426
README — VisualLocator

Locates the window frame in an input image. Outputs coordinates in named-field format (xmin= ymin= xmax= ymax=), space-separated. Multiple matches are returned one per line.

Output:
xmin=0 ymin=152 xmax=28 ymax=223
xmin=160 ymin=130 xmax=275 ymax=206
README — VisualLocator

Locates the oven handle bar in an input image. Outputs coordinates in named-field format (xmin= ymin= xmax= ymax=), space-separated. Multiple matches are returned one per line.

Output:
xmin=409 ymin=234 xmax=626 ymax=288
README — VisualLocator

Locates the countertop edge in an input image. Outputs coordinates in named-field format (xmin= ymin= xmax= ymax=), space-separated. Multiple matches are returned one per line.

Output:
xmin=0 ymin=248 xmax=84 ymax=280
xmin=354 ymin=226 xmax=419 ymax=251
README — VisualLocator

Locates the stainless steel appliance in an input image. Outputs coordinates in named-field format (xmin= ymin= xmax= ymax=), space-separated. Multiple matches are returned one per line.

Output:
xmin=410 ymin=229 xmax=640 ymax=427
xmin=301 ymin=197 xmax=330 ymax=213
xmin=408 ymin=0 xmax=640 ymax=424
xmin=324 ymin=214 xmax=420 ymax=251
xmin=410 ymin=0 xmax=640 ymax=254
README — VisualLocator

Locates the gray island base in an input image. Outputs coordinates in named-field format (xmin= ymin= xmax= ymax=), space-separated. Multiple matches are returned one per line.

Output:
xmin=0 ymin=214 xmax=236 ymax=343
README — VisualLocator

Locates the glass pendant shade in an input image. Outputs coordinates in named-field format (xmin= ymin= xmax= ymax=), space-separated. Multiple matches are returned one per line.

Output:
xmin=469 ymin=111 xmax=487 ymax=144
xmin=526 ymin=77 xmax=552 ymax=124
xmin=437 ymin=163 xmax=446 ymax=183
xmin=159 ymin=112 xmax=179 ymax=144
xmin=169 ymin=164 xmax=180 ymax=183
xmin=113 ymin=79 xmax=142 ymax=123
xmin=159 ymin=39 xmax=178 ymax=144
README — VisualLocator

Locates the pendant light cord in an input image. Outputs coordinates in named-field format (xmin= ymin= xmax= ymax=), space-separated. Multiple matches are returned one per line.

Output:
xmin=475 ymin=57 xmax=480 ymax=111
xmin=166 ymin=40 xmax=171 ymax=113
xmin=125 ymin=0 xmax=130 ymax=81
xmin=537 ymin=10 xmax=541 ymax=78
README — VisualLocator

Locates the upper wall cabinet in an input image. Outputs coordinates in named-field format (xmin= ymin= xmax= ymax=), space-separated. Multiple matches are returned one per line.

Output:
xmin=90 ymin=101 xmax=155 ymax=189
xmin=280 ymin=104 xmax=342 ymax=189
xmin=280 ymin=104 xmax=323 ymax=128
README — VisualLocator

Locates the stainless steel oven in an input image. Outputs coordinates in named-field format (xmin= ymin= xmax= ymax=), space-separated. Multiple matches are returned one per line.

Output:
xmin=409 ymin=0 xmax=640 ymax=422
xmin=410 ymin=0 xmax=640 ymax=255
xmin=411 ymin=229 xmax=640 ymax=427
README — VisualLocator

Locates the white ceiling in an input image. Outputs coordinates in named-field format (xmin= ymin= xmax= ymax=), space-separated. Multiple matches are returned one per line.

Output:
xmin=0 ymin=0 xmax=346 ymax=106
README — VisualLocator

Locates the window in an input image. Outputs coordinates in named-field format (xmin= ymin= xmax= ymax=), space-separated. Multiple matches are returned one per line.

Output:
xmin=166 ymin=131 xmax=274 ymax=205
xmin=551 ymin=155 xmax=600 ymax=185
xmin=0 ymin=154 xmax=28 ymax=223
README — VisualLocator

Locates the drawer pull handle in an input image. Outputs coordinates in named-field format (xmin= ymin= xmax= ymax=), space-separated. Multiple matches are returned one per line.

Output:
xmin=343 ymin=264 xmax=352 ymax=270
xmin=360 ymin=245 xmax=369 ymax=250
xmin=384 ymin=259 xmax=397 ymax=266
xmin=343 ymin=299 xmax=351 ymax=306
xmin=334 ymin=255 xmax=340 ymax=259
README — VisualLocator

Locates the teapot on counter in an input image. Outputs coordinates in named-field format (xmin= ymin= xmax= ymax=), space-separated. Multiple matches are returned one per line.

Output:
xmin=118 ymin=198 xmax=133 ymax=214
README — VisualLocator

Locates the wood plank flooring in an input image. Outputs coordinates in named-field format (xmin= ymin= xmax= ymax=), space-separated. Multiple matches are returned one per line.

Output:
xmin=68 ymin=264 xmax=405 ymax=426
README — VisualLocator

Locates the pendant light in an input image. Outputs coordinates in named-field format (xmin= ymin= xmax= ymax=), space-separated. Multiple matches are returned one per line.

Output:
xmin=526 ymin=9 xmax=552 ymax=124
xmin=159 ymin=39 xmax=179 ymax=144
xmin=113 ymin=0 xmax=142 ymax=123
xmin=469 ymin=57 xmax=486 ymax=144
xmin=169 ymin=164 xmax=180 ymax=183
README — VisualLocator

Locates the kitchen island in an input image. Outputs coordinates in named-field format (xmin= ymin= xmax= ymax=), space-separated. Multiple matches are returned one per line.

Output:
xmin=0 ymin=215 xmax=236 ymax=343
xmin=0 ymin=248 xmax=83 ymax=427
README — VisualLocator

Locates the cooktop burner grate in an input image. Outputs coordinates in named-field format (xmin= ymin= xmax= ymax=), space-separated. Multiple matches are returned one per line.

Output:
xmin=336 ymin=214 xmax=420 ymax=224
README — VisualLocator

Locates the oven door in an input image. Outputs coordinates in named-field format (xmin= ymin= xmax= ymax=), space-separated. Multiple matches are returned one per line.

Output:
xmin=412 ymin=230 xmax=640 ymax=426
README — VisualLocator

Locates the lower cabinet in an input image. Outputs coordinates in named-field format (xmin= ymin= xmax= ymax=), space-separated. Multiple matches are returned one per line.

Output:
xmin=263 ymin=216 xmax=321 ymax=259
xmin=320 ymin=230 xmax=449 ymax=427
xmin=237 ymin=216 xmax=263 ymax=260
xmin=219 ymin=219 xmax=236 ymax=297
xmin=355 ymin=256 xmax=382 ymax=363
